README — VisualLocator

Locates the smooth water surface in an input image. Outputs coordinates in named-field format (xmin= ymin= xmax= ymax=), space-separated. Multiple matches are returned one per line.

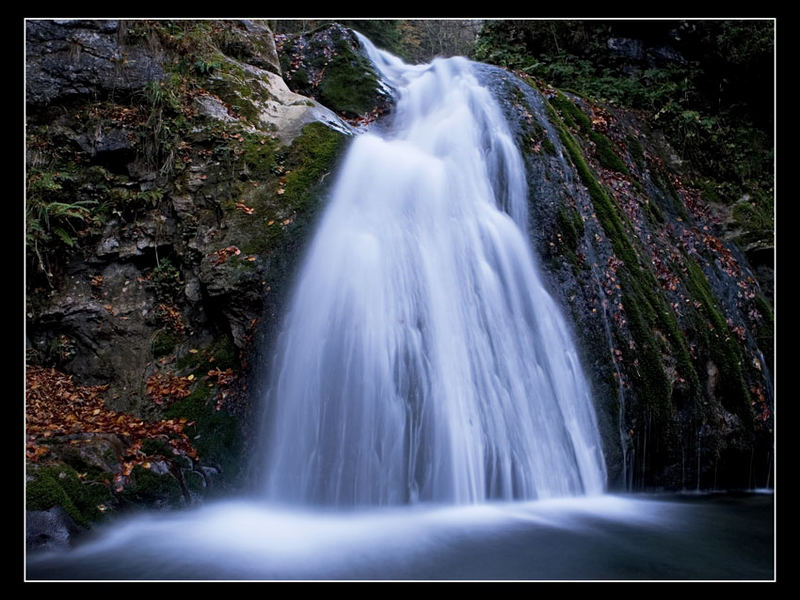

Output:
xmin=27 ymin=493 xmax=774 ymax=580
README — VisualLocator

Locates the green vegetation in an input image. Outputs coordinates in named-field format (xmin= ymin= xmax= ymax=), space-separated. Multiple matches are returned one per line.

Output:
xmin=26 ymin=166 xmax=102 ymax=283
xmin=626 ymin=133 xmax=645 ymax=168
xmin=546 ymin=94 xmax=697 ymax=419
xmin=148 ymin=260 xmax=183 ymax=303
xmin=241 ymin=134 xmax=280 ymax=179
xmin=473 ymin=20 xmax=773 ymax=242
xmin=175 ymin=335 xmax=239 ymax=373
xmin=555 ymin=205 xmax=585 ymax=269
xmin=118 ymin=465 xmax=184 ymax=507
xmin=27 ymin=464 xmax=112 ymax=527
xmin=731 ymin=190 xmax=774 ymax=247
xmin=683 ymin=257 xmax=751 ymax=420
xmin=550 ymin=92 xmax=629 ymax=175
xmin=754 ymin=294 xmax=774 ymax=370
xmin=318 ymin=47 xmax=381 ymax=117
xmin=166 ymin=383 xmax=243 ymax=481
xmin=151 ymin=330 xmax=178 ymax=358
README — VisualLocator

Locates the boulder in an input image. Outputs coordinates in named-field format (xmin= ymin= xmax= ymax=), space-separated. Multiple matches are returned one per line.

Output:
xmin=26 ymin=507 xmax=84 ymax=552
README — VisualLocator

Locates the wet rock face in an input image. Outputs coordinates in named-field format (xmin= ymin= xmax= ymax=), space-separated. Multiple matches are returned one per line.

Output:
xmin=25 ymin=20 xmax=352 ymax=521
xmin=276 ymin=23 xmax=392 ymax=119
xmin=478 ymin=64 xmax=773 ymax=492
xmin=26 ymin=20 xmax=166 ymax=106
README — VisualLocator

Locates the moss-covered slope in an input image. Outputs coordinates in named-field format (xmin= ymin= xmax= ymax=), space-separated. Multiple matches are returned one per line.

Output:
xmin=480 ymin=65 xmax=773 ymax=491
xmin=25 ymin=19 xmax=352 ymax=545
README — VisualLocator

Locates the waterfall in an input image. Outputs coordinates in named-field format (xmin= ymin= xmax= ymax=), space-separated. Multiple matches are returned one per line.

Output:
xmin=258 ymin=35 xmax=607 ymax=507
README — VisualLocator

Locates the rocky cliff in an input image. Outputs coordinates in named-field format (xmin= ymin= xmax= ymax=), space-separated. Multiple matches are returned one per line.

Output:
xmin=25 ymin=20 xmax=773 ymax=550
xmin=476 ymin=66 xmax=773 ymax=491
xmin=25 ymin=19 xmax=387 ymax=548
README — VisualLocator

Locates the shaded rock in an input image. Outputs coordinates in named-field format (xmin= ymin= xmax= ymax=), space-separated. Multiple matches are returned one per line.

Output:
xmin=26 ymin=19 xmax=165 ymax=106
xmin=477 ymin=64 xmax=772 ymax=492
xmin=47 ymin=433 xmax=128 ymax=475
xmin=194 ymin=93 xmax=237 ymax=123
xmin=95 ymin=212 xmax=176 ymax=259
xmin=646 ymin=44 xmax=686 ymax=67
xmin=213 ymin=19 xmax=282 ymax=75
xmin=607 ymin=37 xmax=644 ymax=61
xmin=25 ymin=20 xmax=356 ymax=523
xmin=29 ymin=261 xmax=164 ymax=413
xmin=75 ymin=127 xmax=137 ymax=174
xmin=26 ymin=507 xmax=84 ymax=552
xmin=276 ymin=23 xmax=392 ymax=118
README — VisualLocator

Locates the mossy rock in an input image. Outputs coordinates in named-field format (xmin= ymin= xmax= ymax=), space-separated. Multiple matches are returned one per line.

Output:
xmin=27 ymin=463 xmax=112 ymax=528
xmin=626 ymin=133 xmax=645 ymax=168
xmin=118 ymin=465 xmax=184 ymax=508
xmin=278 ymin=24 xmax=385 ymax=118
xmin=316 ymin=47 xmax=380 ymax=117
xmin=151 ymin=329 xmax=178 ymax=358
xmin=166 ymin=383 xmax=243 ymax=482
xmin=682 ymin=257 xmax=752 ymax=421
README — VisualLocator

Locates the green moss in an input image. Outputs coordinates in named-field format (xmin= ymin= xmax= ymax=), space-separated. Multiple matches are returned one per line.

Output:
xmin=650 ymin=167 xmax=689 ymax=221
xmin=241 ymin=133 xmax=279 ymax=179
xmin=555 ymin=205 xmax=585 ymax=268
xmin=284 ymin=122 xmax=347 ymax=198
xmin=118 ymin=465 xmax=183 ymax=507
xmin=754 ymin=294 xmax=774 ymax=370
xmin=245 ymin=122 xmax=348 ymax=257
xmin=209 ymin=335 xmax=238 ymax=370
xmin=513 ymin=89 xmax=558 ymax=157
xmin=166 ymin=382 xmax=243 ymax=480
xmin=626 ymin=133 xmax=645 ymax=168
xmin=551 ymin=92 xmax=629 ymax=175
xmin=546 ymin=95 xmax=699 ymax=417
xmin=551 ymin=92 xmax=592 ymax=132
xmin=644 ymin=199 xmax=665 ymax=225
xmin=589 ymin=130 xmax=630 ymax=175
xmin=541 ymin=136 xmax=557 ymax=156
xmin=26 ymin=464 xmax=111 ymax=527
xmin=316 ymin=48 xmax=380 ymax=116
xmin=176 ymin=334 xmax=239 ymax=373
xmin=292 ymin=67 xmax=310 ymax=88
xmin=151 ymin=330 xmax=178 ymax=358
xmin=732 ymin=191 xmax=774 ymax=241
xmin=683 ymin=257 xmax=752 ymax=420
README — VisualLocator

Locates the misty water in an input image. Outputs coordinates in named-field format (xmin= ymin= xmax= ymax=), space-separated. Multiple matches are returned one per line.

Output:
xmin=26 ymin=36 xmax=774 ymax=581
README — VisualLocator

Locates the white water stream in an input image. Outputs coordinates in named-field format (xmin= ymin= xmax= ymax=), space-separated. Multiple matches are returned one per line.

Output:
xmin=258 ymin=34 xmax=607 ymax=506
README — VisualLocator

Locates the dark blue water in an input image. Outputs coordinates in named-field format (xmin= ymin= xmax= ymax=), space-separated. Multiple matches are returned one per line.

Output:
xmin=27 ymin=492 xmax=773 ymax=581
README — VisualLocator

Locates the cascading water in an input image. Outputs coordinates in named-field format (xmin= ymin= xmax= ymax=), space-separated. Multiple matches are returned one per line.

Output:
xmin=258 ymin=35 xmax=607 ymax=507
xmin=27 ymin=33 xmax=774 ymax=582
